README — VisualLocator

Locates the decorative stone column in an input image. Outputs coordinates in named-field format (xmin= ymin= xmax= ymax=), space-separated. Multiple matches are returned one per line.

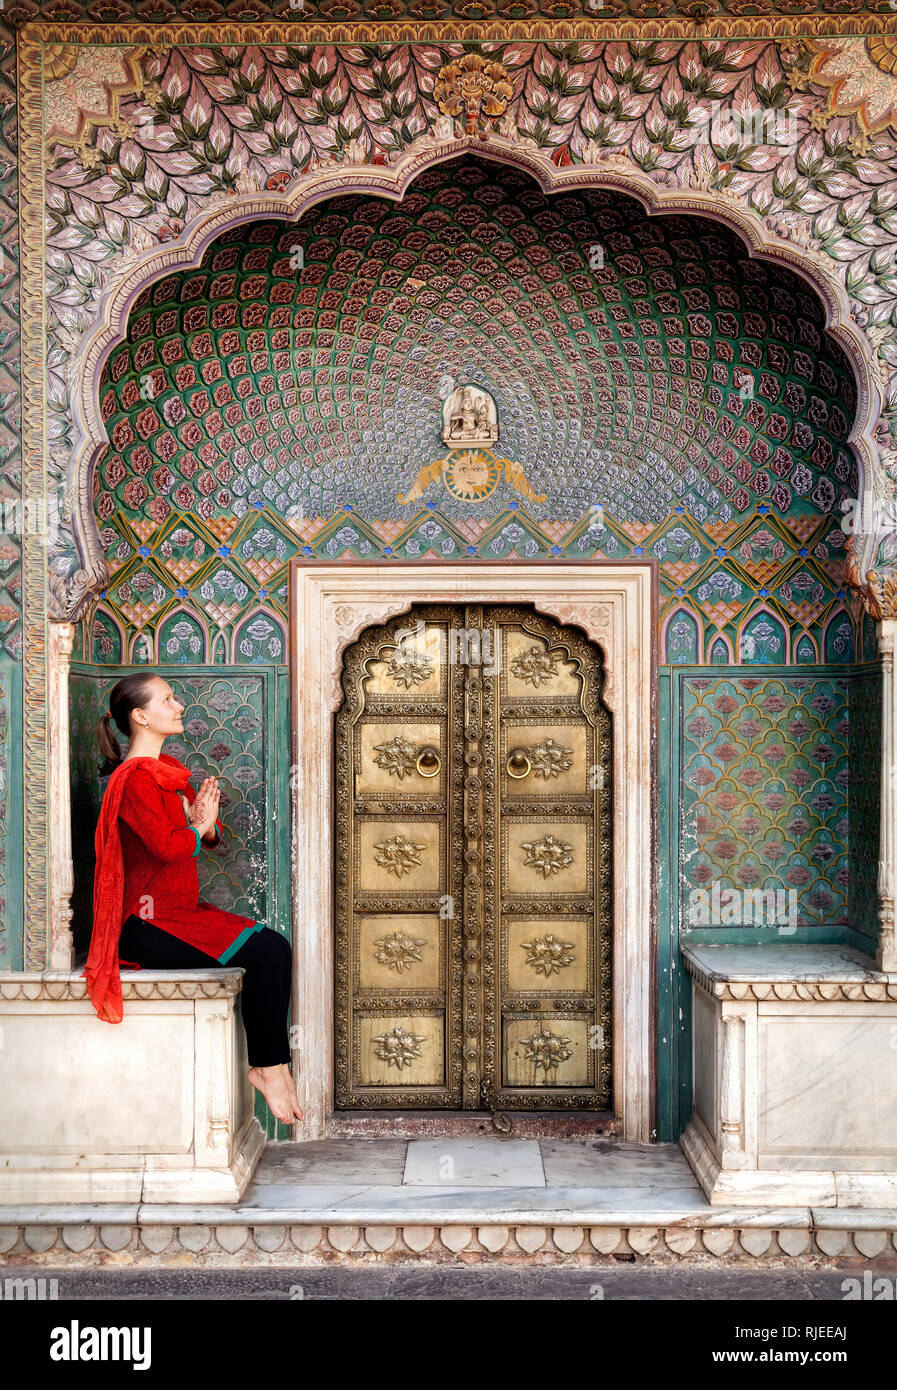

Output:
xmin=879 ymin=622 xmax=897 ymax=972
xmin=719 ymin=1007 xmax=749 ymax=1168
xmin=48 ymin=622 xmax=75 ymax=970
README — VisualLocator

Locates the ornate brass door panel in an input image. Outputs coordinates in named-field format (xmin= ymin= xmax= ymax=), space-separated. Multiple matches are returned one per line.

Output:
xmin=334 ymin=604 xmax=611 ymax=1110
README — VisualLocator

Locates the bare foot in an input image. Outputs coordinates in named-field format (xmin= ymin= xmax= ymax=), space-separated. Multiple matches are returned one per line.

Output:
xmin=277 ymin=1063 xmax=304 ymax=1121
xmin=248 ymin=1065 xmax=304 ymax=1123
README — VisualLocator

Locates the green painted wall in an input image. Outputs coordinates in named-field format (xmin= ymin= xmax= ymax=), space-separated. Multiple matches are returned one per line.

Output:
xmin=656 ymin=660 xmax=882 ymax=1142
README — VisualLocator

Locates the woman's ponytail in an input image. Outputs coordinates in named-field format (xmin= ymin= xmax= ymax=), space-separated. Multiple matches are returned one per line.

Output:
xmin=98 ymin=672 xmax=158 ymax=776
xmin=98 ymin=711 xmax=123 ymax=776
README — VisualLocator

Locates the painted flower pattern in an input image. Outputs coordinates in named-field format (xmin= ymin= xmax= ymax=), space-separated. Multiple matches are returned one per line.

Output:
xmin=681 ymin=677 xmax=859 ymax=935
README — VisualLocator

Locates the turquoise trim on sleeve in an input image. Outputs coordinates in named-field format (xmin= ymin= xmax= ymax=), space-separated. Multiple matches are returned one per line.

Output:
xmin=188 ymin=826 xmax=201 ymax=858
xmin=217 ymin=921 xmax=266 ymax=964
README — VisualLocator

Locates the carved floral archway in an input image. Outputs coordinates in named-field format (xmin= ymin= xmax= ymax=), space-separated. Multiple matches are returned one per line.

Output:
xmin=25 ymin=43 xmax=893 ymax=973
xmin=59 ymin=137 xmax=884 ymax=623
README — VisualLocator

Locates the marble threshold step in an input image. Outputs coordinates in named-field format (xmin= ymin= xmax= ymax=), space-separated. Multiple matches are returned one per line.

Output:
xmin=2 ymin=1140 xmax=896 ymax=1264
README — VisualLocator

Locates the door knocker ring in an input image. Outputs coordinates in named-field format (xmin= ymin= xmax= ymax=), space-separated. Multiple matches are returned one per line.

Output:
xmin=416 ymin=745 xmax=441 ymax=777
xmin=506 ymin=747 xmax=532 ymax=779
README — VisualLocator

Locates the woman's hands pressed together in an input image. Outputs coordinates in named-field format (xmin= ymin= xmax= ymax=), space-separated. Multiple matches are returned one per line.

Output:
xmin=180 ymin=777 xmax=220 ymax=842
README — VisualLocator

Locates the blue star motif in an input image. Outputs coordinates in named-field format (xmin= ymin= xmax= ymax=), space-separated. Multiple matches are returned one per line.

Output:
xmin=382 ymin=546 xmax=394 ymax=556
xmin=675 ymin=587 xmax=686 ymax=598
xmin=175 ymin=586 xmax=189 ymax=600
xmin=253 ymin=501 xmax=266 ymax=512
xmin=137 ymin=545 xmax=151 ymax=558
xmin=633 ymin=545 xmax=644 ymax=556
xmin=301 ymin=545 xmax=314 ymax=557
xmin=713 ymin=546 xmax=727 ymax=558
xmin=343 ymin=503 xmax=354 ymax=513
xmin=674 ymin=505 xmax=686 ymax=514
xmin=216 ymin=545 xmax=231 ymax=557
xmin=464 ymin=546 xmax=478 ymax=556
xmin=756 ymin=503 xmax=770 ymax=515
xmin=257 ymin=588 xmax=269 ymax=600
xmin=425 ymin=500 xmax=439 ymax=511
xmin=758 ymin=587 xmax=769 ymax=598
xmin=508 ymin=501 xmax=519 ymax=511
xmin=550 ymin=545 xmax=562 ymax=556
xmin=798 ymin=547 xmax=808 ymax=557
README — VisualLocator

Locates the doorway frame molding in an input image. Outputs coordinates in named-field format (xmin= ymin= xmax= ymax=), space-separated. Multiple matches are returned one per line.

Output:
xmin=288 ymin=559 xmax=657 ymax=1140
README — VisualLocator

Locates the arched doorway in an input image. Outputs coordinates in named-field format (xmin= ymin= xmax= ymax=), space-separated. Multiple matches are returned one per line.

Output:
xmin=334 ymin=602 xmax=612 ymax=1113
xmin=63 ymin=151 xmax=873 ymax=1141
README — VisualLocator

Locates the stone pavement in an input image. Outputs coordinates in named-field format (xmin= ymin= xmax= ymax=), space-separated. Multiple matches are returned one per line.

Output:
xmin=0 ymin=1264 xmax=872 ymax=1299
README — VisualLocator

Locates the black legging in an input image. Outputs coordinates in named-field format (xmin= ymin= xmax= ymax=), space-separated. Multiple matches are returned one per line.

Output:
xmin=118 ymin=916 xmax=292 ymax=1067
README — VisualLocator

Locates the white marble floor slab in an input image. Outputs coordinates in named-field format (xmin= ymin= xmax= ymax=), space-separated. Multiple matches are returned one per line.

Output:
xmin=540 ymin=1140 xmax=699 ymax=1189
xmin=154 ymin=1185 xmax=713 ymax=1223
xmin=249 ymin=1139 xmax=408 ymax=1186
xmin=402 ymin=1139 xmax=546 ymax=1187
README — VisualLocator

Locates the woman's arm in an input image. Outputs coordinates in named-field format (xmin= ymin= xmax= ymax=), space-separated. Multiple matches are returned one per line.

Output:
xmin=119 ymin=771 xmax=202 ymax=861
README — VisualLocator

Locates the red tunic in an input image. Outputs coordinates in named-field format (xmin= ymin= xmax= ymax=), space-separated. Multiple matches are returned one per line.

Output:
xmin=85 ymin=752 xmax=262 ymax=1023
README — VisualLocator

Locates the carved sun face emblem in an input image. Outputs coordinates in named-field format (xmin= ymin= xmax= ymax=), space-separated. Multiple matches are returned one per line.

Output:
xmin=443 ymin=448 xmax=500 ymax=501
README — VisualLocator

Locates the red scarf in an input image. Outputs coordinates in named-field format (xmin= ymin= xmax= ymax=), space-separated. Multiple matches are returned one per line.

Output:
xmin=84 ymin=753 xmax=193 ymax=1023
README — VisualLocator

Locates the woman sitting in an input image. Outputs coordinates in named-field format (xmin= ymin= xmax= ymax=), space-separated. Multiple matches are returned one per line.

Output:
xmin=85 ymin=672 xmax=303 ymax=1125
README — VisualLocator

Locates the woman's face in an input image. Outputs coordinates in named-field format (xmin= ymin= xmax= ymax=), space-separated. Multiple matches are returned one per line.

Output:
xmin=133 ymin=678 xmax=185 ymax=737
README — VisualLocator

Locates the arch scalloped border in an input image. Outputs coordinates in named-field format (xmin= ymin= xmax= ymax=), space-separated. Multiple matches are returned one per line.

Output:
xmin=66 ymin=134 xmax=883 ymax=621
xmin=20 ymin=16 xmax=897 ymax=43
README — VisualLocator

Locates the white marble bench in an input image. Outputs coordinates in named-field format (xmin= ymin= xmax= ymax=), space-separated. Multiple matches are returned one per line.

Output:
xmin=681 ymin=944 xmax=897 ymax=1207
xmin=0 ymin=970 xmax=265 ymax=1204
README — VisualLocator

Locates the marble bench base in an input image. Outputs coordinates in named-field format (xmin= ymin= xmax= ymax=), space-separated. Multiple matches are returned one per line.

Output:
xmin=681 ymin=945 xmax=897 ymax=1208
xmin=0 ymin=971 xmax=265 ymax=1204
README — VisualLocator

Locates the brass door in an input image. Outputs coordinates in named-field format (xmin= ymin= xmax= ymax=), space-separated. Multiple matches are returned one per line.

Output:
xmin=334 ymin=604 xmax=611 ymax=1111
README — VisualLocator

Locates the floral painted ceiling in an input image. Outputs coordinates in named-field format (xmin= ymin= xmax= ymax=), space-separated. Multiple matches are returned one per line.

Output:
xmin=1 ymin=24 xmax=893 ymax=653
xmin=86 ymin=156 xmax=867 ymax=668
xmin=37 ymin=37 xmax=897 ymax=617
